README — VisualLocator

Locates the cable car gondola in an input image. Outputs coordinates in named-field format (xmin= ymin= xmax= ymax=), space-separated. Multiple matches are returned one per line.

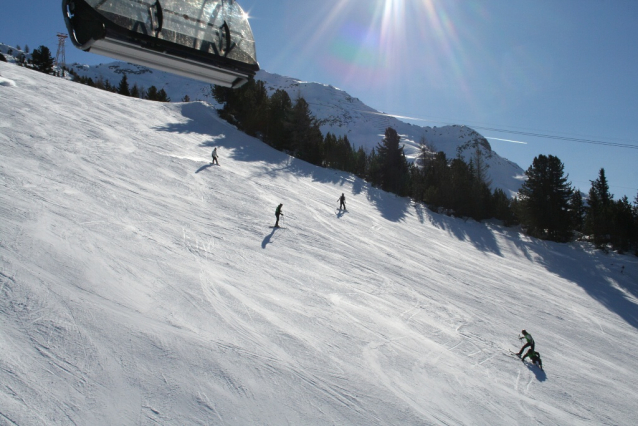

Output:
xmin=62 ymin=0 xmax=259 ymax=88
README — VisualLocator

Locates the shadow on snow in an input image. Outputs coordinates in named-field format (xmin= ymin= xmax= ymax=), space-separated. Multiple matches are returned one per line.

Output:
xmin=493 ymin=229 xmax=638 ymax=331
xmin=533 ymin=242 xmax=638 ymax=331
xmin=195 ymin=163 xmax=213 ymax=174
xmin=413 ymin=202 xmax=638 ymax=331
xmin=413 ymin=202 xmax=502 ymax=256
xmin=525 ymin=363 xmax=547 ymax=382
xmin=261 ymin=227 xmax=277 ymax=249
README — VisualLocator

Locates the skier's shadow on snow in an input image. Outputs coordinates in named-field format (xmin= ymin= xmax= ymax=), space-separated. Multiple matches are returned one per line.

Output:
xmin=261 ymin=228 xmax=277 ymax=249
xmin=195 ymin=163 xmax=213 ymax=174
xmin=525 ymin=364 xmax=547 ymax=382
xmin=336 ymin=209 xmax=347 ymax=218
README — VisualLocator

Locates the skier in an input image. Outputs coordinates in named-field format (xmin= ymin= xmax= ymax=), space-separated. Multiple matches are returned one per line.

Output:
xmin=274 ymin=203 xmax=283 ymax=228
xmin=521 ymin=348 xmax=543 ymax=370
xmin=517 ymin=329 xmax=535 ymax=357
xmin=211 ymin=147 xmax=219 ymax=165
xmin=338 ymin=193 xmax=346 ymax=211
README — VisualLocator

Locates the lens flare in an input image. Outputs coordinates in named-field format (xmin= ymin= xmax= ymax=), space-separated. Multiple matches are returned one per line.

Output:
xmin=270 ymin=0 xmax=495 ymax=109
xmin=317 ymin=0 xmax=473 ymax=90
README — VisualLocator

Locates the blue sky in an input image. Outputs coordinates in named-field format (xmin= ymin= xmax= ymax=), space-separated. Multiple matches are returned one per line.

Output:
xmin=2 ymin=0 xmax=636 ymax=198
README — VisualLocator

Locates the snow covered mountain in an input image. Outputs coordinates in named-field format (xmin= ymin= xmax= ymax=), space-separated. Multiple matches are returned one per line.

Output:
xmin=61 ymin=60 xmax=525 ymax=196
xmin=2 ymin=60 xmax=638 ymax=425
xmin=255 ymin=71 xmax=526 ymax=195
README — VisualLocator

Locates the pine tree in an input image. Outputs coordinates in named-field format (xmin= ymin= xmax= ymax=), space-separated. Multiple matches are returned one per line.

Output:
xmin=241 ymin=80 xmax=268 ymax=137
xmin=569 ymin=191 xmax=586 ymax=233
xmin=31 ymin=45 xmax=54 ymax=74
xmin=214 ymin=78 xmax=267 ymax=136
xmin=518 ymin=154 xmax=574 ymax=241
xmin=510 ymin=196 xmax=523 ymax=224
xmin=375 ymin=127 xmax=409 ymax=196
xmin=609 ymin=196 xmax=634 ymax=253
xmin=585 ymin=168 xmax=613 ymax=247
xmin=469 ymin=143 xmax=493 ymax=219
xmin=290 ymin=97 xmax=323 ymax=165
xmin=130 ymin=84 xmax=141 ymax=98
xmin=415 ymin=136 xmax=436 ymax=167
xmin=352 ymin=146 xmax=368 ymax=179
xmin=471 ymin=143 xmax=492 ymax=187
xmin=448 ymin=157 xmax=474 ymax=217
xmin=410 ymin=139 xmax=437 ymax=203
xmin=323 ymin=133 xmax=354 ymax=171
xmin=422 ymin=151 xmax=450 ymax=210
xmin=157 ymin=88 xmax=170 ymax=102
xmin=101 ymin=79 xmax=114 ymax=92
xmin=323 ymin=132 xmax=338 ymax=168
xmin=146 ymin=85 xmax=159 ymax=101
xmin=117 ymin=74 xmax=130 ymax=96
xmin=338 ymin=135 xmax=355 ymax=173
xmin=366 ymin=148 xmax=382 ymax=186
xmin=492 ymin=188 xmax=515 ymax=225
xmin=265 ymin=89 xmax=292 ymax=151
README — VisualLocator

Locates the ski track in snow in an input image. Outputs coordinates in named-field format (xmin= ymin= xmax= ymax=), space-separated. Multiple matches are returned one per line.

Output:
xmin=1 ymin=62 xmax=638 ymax=425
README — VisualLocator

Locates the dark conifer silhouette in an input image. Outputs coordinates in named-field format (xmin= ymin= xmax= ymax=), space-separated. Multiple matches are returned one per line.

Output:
xmin=518 ymin=154 xmax=574 ymax=241
xmin=374 ymin=127 xmax=410 ymax=196
xmin=117 ymin=74 xmax=131 ymax=96
xmin=31 ymin=45 xmax=54 ymax=75
xmin=585 ymin=168 xmax=612 ymax=247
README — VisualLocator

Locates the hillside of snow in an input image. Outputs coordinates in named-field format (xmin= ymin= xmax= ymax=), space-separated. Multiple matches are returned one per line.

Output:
xmin=59 ymin=58 xmax=525 ymax=196
xmin=2 ymin=62 xmax=638 ymax=425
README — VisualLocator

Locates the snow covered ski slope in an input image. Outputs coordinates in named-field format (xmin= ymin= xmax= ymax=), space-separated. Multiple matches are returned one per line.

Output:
xmin=1 ymin=62 xmax=637 ymax=425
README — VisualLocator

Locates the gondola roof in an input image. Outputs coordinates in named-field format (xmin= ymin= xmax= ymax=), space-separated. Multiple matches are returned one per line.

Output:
xmin=63 ymin=0 xmax=259 ymax=88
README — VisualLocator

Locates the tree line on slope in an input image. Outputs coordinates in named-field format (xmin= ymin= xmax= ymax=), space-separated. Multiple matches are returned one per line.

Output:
xmin=66 ymin=68 xmax=172 ymax=102
xmin=213 ymin=78 xmax=638 ymax=255
xmin=512 ymin=156 xmax=638 ymax=254
xmin=12 ymin=44 xmax=174 ymax=102
xmin=5 ymin=44 xmax=54 ymax=74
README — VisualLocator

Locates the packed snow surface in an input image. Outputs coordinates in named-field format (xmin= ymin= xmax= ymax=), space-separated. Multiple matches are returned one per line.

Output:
xmin=1 ymin=62 xmax=637 ymax=425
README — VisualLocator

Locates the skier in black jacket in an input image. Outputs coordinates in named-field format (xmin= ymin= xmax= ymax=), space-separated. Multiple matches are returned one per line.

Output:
xmin=338 ymin=193 xmax=346 ymax=211
xmin=274 ymin=203 xmax=283 ymax=228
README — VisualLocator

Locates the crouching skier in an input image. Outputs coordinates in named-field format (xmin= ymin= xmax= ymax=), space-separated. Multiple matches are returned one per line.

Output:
xmin=522 ymin=348 xmax=543 ymax=370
